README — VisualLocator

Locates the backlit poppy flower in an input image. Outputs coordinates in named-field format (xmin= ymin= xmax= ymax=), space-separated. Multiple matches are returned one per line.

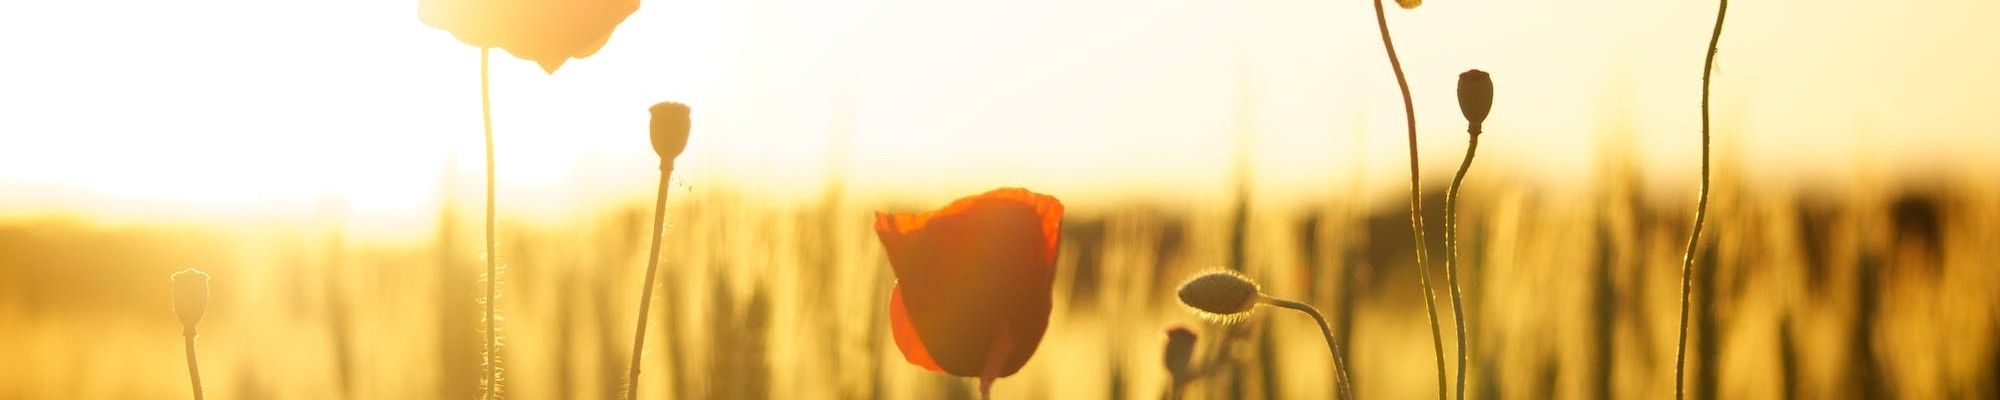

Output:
xmin=874 ymin=188 xmax=1063 ymax=396
xmin=418 ymin=0 xmax=640 ymax=73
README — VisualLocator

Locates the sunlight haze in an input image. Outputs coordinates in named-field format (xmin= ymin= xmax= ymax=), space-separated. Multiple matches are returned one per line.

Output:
xmin=2 ymin=0 xmax=1995 ymax=221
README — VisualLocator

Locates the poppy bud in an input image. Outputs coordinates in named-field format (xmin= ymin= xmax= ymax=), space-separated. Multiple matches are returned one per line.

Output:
xmin=649 ymin=102 xmax=692 ymax=169
xmin=172 ymin=269 xmax=210 ymax=336
xmin=1396 ymin=0 xmax=1422 ymax=9
xmin=1163 ymin=326 xmax=1198 ymax=382
xmin=1177 ymin=270 xmax=1261 ymax=318
xmin=1457 ymin=69 xmax=1493 ymax=135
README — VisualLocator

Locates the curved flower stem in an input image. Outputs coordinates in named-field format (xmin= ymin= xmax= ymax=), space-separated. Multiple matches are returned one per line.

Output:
xmin=480 ymin=46 xmax=499 ymax=400
xmin=623 ymin=169 xmax=674 ymax=400
xmin=1444 ymin=132 xmax=1479 ymax=400
xmin=1676 ymin=0 xmax=1727 ymax=398
xmin=1368 ymin=0 xmax=1445 ymax=398
xmin=183 ymin=333 xmax=205 ymax=400
xmin=1260 ymin=295 xmax=1353 ymax=399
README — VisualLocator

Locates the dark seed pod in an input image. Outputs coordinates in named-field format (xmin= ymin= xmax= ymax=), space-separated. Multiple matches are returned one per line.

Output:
xmin=1457 ymin=69 xmax=1493 ymax=135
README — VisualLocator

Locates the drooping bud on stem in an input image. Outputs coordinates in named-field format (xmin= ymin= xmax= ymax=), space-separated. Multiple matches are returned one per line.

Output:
xmin=1176 ymin=270 xmax=1261 ymax=319
xmin=649 ymin=102 xmax=692 ymax=170
xmin=172 ymin=268 xmax=210 ymax=337
xmin=1172 ymin=269 xmax=1353 ymax=398
xmin=1457 ymin=69 xmax=1494 ymax=135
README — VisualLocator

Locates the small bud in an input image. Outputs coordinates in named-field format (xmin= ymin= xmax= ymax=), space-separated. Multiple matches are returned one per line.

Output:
xmin=1457 ymin=69 xmax=1493 ymax=134
xmin=1396 ymin=0 xmax=1422 ymax=9
xmin=172 ymin=268 xmax=210 ymax=336
xmin=1163 ymin=326 xmax=1198 ymax=382
xmin=648 ymin=102 xmax=692 ymax=168
xmin=1177 ymin=270 xmax=1261 ymax=318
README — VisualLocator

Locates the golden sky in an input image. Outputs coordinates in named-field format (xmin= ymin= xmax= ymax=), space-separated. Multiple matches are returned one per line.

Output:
xmin=2 ymin=0 xmax=1996 ymax=225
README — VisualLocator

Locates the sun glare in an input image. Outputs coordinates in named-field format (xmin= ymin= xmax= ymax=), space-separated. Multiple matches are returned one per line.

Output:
xmin=5 ymin=0 xmax=1999 ymax=221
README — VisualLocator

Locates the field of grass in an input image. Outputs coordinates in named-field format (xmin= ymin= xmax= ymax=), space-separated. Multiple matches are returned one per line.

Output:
xmin=2 ymin=166 xmax=1996 ymax=399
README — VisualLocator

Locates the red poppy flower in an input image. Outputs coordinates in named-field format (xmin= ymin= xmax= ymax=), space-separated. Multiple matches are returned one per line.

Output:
xmin=875 ymin=188 xmax=1063 ymax=395
xmin=418 ymin=0 xmax=640 ymax=73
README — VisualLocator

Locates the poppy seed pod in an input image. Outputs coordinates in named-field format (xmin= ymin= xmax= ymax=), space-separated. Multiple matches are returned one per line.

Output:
xmin=1177 ymin=271 xmax=1261 ymax=317
xmin=171 ymin=269 xmax=210 ymax=336
xmin=1457 ymin=69 xmax=1494 ymax=134
xmin=649 ymin=102 xmax=692 ymax=168
xmin=1163 ymin=326 xmax=1198 ymax=381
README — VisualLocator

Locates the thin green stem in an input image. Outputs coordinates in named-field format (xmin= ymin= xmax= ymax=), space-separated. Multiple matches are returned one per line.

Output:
xmin=624 ymin=170 xmax=674 ymax=400
xmin=1369 ymin=0 xmax=1445 ymax=398
xmin=1261 ymin=296 xmax=1354 ymax=399
xmin=1444 ymin=133 xmax=1479 ymax=400
xmin=1676 ymin=1 xmax=1726 ymax=399
xmin=183 ymin=334 xmax=204 ymax=400
xmin=480 ymin=46 xmax=498 ymax=400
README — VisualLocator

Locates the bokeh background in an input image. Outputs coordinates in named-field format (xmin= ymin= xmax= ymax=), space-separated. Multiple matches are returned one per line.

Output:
xmin=3 ymin=0 xmax=1998 ymax=398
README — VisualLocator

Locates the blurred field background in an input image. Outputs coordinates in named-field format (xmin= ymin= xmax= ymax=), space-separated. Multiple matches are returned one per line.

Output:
xmin=3 ymin=150 xmax=1996 ymax=398
xmin=7 ymin=0 xmax=2000 ymax=398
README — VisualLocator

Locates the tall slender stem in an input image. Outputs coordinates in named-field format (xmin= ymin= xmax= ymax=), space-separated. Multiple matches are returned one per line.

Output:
xmin=480 ymin=46 xmax=499 ymax=400
xmin=183 ymin=334 xmax=205 ymax=400
xmin=1261 ymin=296 xmax=1354 ymax=399
xmin=1444 ymin=133 xmax=1479 ymax=400
xmin=1369 ymin=0 xmax=1446 ymax=398
xmin=624 ymin=170 xmax=674 ymax=400
xmin=1676 ymin=1 xmax=1726 ymax=398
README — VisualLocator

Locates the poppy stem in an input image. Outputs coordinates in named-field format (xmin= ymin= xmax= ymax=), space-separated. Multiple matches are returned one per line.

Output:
xmin=1444 ymin=132 xmax=1479 ymax=400
xmin=183 ymin=333 xmax=205 ymax=400
xmin=1676 ymin=0 xmax=1726 ymax=398
xmin=480 ymin=46 xmax=500 ymax=400
xmin=1368 ymin=0 xmax=1446 ymax=398
xmin=623 ymin=168 xmax=674 ymax=400
xmin=978 ymin=330 xmax=1013 ymax=400
xmin=1259 ymin=296 xmax=1353 ymax=399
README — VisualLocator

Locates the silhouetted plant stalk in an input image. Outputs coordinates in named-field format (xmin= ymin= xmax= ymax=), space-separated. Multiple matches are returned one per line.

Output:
xmin=479 ymin=47 xmax=501 ymax=400
xmin=1366 ymin=0 xmax=1446 ymax=397
xmin=1675 ymin=1 xmax=1727 ymax=399
xmin=172 ymin=269 xmax=210 ymax=400
xmin=1446 ymin=69 xmax=1492 ymax=400
xmin=1176 ymin=271 xmax=1351 ymax=398
xmin=624 ymin=102 xmax=692 ymax=400
xmin=414 ymin=2 xmax=639 ymax=396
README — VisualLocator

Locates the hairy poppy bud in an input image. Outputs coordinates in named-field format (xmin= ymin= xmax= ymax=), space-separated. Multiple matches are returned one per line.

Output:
xmin=1457 ymin=69 xmax=1493 ymax=134
xmin=172 ymin=269 xmax=210 ymax=336
xmin=649 ymin=102 xmax=692 ymax=169
xmin=1163 ymin=326 xmax=1198 ymax=383
xmin=1177 ymin=270 xmax=1261 ymax=318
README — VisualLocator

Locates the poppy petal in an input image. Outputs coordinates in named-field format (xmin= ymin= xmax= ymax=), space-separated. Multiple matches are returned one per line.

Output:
xmin=872 ymin=211 xmax=917 ymax=278
xmin=950 ymin=189 xmax=1060 ymax=264
xmin=416 ymin=0 xmax=638 ymax=74
xmin=889 ymin=285 xmax=943 ymax=372
xmin=980 ymin=329 xmax=1014 ymax=397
